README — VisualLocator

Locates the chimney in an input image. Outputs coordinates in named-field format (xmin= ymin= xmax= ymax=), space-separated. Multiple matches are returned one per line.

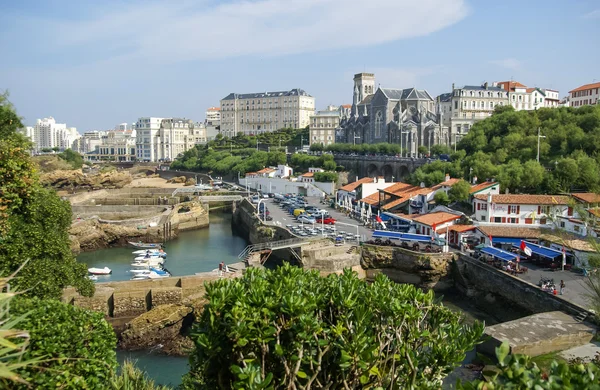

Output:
xmin=420 ymin=182 xmax=425 ymax=188
xmin=355 ymin=176 xmax=358 ymax=183
xmin=487 ymin=192 xmax=493 ymax=203
xmin=445 ymin=173 xmax=450 ymax=182
xmin=472 ymin=175 xmax=478 ymax=184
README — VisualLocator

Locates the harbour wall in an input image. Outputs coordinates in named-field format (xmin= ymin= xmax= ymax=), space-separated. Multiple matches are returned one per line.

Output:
xmin=454 ymin=254 xmax=593 ymax=318
xmin=232 ymin=198 xmax=294 ymax=244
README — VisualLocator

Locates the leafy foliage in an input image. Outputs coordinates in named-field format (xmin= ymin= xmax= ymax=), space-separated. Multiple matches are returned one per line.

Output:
xmin=57 ymin=148 xmax=84 ymax=169
xmin=313 ymin=171 xmax=338 ymax=182
xmin=10 ymin=297 xmax=117 ymax=389
xmin=110 ymin=361 xmax=172 ymax=390
xmin=0 ymin=93 xmax=37 ymax=236
xmin=183 ymin=265 xmax=484 ymax=389
xmin=448 ymin=180 xmax=472 ymax=203
xmin=458 ymin=341 xmax=600 ymax=389
xmin=0 ymin=187 xmax=93 ymax=298
xmin=434 ymin=191 xmax=450 ymax=206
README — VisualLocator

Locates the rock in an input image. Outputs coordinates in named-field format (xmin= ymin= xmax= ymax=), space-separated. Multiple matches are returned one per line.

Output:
xmin=184 ymin=178 xmax=196 ymax=186
xmin=40 ymin=169 xmax=132 ymax=190
xmin=119 ymin=304 xmax=195 ymax=356
xmin=167 ymin=176 xmax=187 ymax=184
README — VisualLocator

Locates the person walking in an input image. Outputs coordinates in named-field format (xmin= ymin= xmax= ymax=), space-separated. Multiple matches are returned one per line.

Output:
xmin=218 ymin=261 xmax=224 ymax=277
xmin=560 ymin=280 xmax=565 ymax=295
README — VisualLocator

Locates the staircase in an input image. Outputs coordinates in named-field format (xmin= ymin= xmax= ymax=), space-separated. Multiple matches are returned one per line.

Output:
xmin=575 ymin=311 xmax=589 ymax=323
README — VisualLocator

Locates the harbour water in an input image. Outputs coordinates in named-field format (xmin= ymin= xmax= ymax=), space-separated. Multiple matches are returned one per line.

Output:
xmin=78 ymin=212 xmax=248 ymax=282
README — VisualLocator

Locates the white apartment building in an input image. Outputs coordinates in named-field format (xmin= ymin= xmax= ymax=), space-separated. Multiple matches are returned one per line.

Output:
xmin=135 ymin=117 xmax=164 ymax=161
xmin=220 ymin=89 xmax=315 ymax=137
xmin=75 ymin=130 xmax=106 ymax=154
xmin=205 ymin=107 xmax=221 ymax=124
xmin=309 ymin=106 xmax=341 ymax=146
xmin=569 ymin=82 xmax=600 ymax=107
xmin=473 ymin=194 xmax=573 ymax=228
xmin=30 ymin=117 xmax=80 ymax=152
xmin=438 ymin=83 xmax=509 ymax=146
xmin=497 ymin=81 xmax=560 ymax=110
xmin=153 ymin=118 xmax=198 ymax=162
xmin=93 ymin=130 xmax=137 ymax=161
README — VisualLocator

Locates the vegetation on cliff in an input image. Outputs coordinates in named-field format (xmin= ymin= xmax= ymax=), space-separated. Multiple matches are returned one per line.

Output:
xmin=183 ymin=265 xmax=484 ymax=389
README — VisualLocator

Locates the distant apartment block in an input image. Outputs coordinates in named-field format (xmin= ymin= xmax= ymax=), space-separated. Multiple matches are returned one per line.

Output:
xmin=22 ymin=117 xmax=80 ymax=152
xmin=569 ymin=82 xmax=600 ymax=107
xmin=205 ymin=107 xmax=221 ymax=124
xmin=309 ymin=105 xmax=342 ymax=146
xmin=220 ymin=89 xmax=315 ymax=137
xmin=135 ymin=117 xmax=205 ymax=162
xmin=496 ymin=81 xmax=560 ymax=110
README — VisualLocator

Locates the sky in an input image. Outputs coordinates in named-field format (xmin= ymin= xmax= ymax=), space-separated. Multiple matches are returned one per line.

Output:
xmin=1 ymin=0 xmax=599 ymax=132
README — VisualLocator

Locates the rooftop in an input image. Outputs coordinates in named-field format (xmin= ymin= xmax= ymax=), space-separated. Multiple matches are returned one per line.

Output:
xmin=222 ymin=88 xmax=312 ymax=100
xmin=474 ymin=194 xmax=571 ymax=205
xmin=540 ymin=232 xmax=597 ymax=253
xmin=448 ymin=224 xmax=477 ymax=233
xmin=569 ymin=82 xmax=600 ymax=94
xmin=412 ymin=212 xmax=462 ymax=227
xmin=496 ymin=81 xmax=527 ymax=92
xmin=380 ymin=88 xmax=433 ymax=101
xmin=572 ymin=193 xmax=600 ymax=204
xmin=339 ymin=177 xmax=377 ymax=193
xmin=461 ymin=84 xmax=505 ymax=92
xmin=476 ymin=225 xmax=541 ymax=238
xmin=470 ymin=181 xmax=498 ymax=194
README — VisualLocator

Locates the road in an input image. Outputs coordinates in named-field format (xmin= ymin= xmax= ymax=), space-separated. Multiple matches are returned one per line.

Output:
xmin=257 ymin=196 xmax=375 ymax=241
xmin=518 ymin=263 xmax=590 ymax=309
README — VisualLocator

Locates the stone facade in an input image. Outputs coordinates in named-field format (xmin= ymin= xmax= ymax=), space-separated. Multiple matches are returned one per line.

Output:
xmin=337 ymin=73 xmax=446 ymax=157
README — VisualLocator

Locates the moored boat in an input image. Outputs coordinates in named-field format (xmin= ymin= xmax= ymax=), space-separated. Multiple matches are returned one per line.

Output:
xmin=132 ymin=249 xmax=167 ymax=257
xmin=128 ymin=241 xmax=164 ymax=249
xmin=88 ymin=267 xmax=112 ymax=275
xmin=133 ymin=255 xmax=165 ymax=264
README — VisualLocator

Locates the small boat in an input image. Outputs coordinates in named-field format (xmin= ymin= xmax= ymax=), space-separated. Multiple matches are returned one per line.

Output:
xmin=88 ymin=267 xmax=112 ymax=275
xmin=129 ymin=241 xmax=164 ymax=249
xmin=87 ymin=275 xmax=98 ymax=281
xmin=133 ymin=255 xmax=165 ymax=263
xmin=130 ymin=268 xmax=171 ymax=280
xmin=132 ymin=249 xmax=167 ymax=257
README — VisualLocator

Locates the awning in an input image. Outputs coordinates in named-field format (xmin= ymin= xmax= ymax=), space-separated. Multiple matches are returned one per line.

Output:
xmin=491 ymin=237 xmax=522 ymax=246
xmin=480 ymin=247 xmax=518 ymax=262
xmin=513 ymin=241 xmax=562 ymax=259
xmin=381 ymin=212 xmax=412 ymax=223
xmin=373 ymin=230 xmax=434 ymax=243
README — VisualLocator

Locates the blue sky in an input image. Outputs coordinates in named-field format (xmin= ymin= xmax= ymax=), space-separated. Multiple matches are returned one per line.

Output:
xmin=1 ymin=0 xmax=599 ymax=131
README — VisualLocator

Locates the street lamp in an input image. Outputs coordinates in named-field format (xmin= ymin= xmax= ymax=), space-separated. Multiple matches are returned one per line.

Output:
xmin=353 ymin=132 xmax=360 ymax=145
xmin=536 ymin=127 xmax=546 ymax=163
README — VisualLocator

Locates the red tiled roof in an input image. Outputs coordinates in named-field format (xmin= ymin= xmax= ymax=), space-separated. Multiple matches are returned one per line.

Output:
xmin=431 ymin=178 xmax=461 ymax=190
xmin=588 ymin=208 xmax=600 ymax=218
xmin=572 ymin=193 xmax=600 ymax=204
xmin=257 ymin=167 xmax=275 ymax=174
xmin=448 ymin=225 xmax=477 ymax=233
xmin=207 ymin=107 xmax=221 ymax=111
xmin=339 ymin=177 xmax=375 ymax=192
xmin=341 ymin=104 xmax=352 ymax=108
xmin=470 ymin=181 xmax=497 ymax=194
xmin=473 ymin=194 xmax=570 ymax=205
xmin=497 ymin=81 xmax=527 ymax=92
xmin=302 ymin=172 xmax=314 ymax=177
xmin=476 ymin=225 xmax=540 ymax=238
xmin=569 ymin=82 xmax=600 ymax=93
xmin=412 ymin=212 xmax=461 ymax=227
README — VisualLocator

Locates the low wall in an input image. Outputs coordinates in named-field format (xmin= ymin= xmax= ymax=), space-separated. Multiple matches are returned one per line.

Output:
xmin=455 ymin=254 xmax=594 ymax=318
xmin=64 ymin=272 xmax=227 ymax=319
xmin=157 ymin=170 xmax=212 ymax=183
xmin=72 ymin=205 xmax=166 ymax=214
xmin=232 ymin=198 xmax=294 ymax=244
xmin=301 ymin=242 xmax=361 ymax=272
xmin=69 ymin=188 xmax=179 ymax=205
xmin=361 ymin=244 xmax=455 ymax=291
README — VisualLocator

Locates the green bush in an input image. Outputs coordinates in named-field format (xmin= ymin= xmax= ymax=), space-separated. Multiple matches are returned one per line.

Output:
xmin=183 ymin=265 xmax=484 ymax=389
xmin=11 ymin=298 xmax=117 ymax=389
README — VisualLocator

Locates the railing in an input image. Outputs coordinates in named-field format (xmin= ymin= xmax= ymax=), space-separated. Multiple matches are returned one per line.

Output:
xmin=198 ymin=195 xmax=243 ymax=202
xmin=238 ymin=237 xmax=316 ymax=259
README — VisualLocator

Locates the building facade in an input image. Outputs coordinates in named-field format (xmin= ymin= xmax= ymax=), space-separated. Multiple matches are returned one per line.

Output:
xmin=337 ymin=73 xmax=444 ymax=156
xmin=220 ymin=89 xmax=315 ymax=137
xmin=496 ymin=81 xmax=560 ymax=110
xmin=153 ymin=118 xmax=199 ymax=162
xmin=569 ymin=82 xmax=600 ymax=107
xmin=472 ymin=194 xmax=572 ymax=227
xmin=438 ymin=83 xmax=509 ymax=146
xmin=27 ymin=117 xmax=80 ymax=152
xmin=309 ymin=106 xmax=341 ymax=146
xmin=205 ymin=107 xmax=221 ymax=124
xmin=135 ymin=117 xmax=165 ymax=161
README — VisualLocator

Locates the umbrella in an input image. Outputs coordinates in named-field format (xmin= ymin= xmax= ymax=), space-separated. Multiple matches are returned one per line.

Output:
xmin=367 ymin=204 xmax=373 ymax=220
xmin=361 ymin=202 xmax=366 ymax=219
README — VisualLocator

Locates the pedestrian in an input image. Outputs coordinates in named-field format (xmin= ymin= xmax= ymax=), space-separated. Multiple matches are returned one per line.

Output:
xmin=218 ymin=261 xmax=224 ymax=277
xmin=560 ymin=280 xmax=565 ymax=295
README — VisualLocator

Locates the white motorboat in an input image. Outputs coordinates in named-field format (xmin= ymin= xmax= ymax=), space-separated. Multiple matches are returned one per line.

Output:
xmin=88 ymin=267 xmax=112 ymax=275
xmin=130 ymin=268 xmax=171 ymax=280
xmin=132 ymin=249 xmax=167 ymax=258
xmin=133 ymin=255 xmax=165 ymax=264
xmin=87 ymin=275 xmax=98 ymax=281
xmin=129 ymin=241 xmax=164 ymax=249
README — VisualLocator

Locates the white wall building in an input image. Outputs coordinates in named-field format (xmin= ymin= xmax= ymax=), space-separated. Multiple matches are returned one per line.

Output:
xmin=75 ymin=131 xmax=106 ymax=154
xmin=497 ymin=81 xmax=560 ymax=111
xmin=473 ymin=194 xmax=573 ymax=228
xmin=205 ymin=107 xmax=221 ymax=124
xmin=135 ymin=117 xmax=164 ymax=161
xmin=240 ymin=176 xmax=333 ymax=197
xmin=309 ymin=106 xmax=341 ymax=146
xmin=220 ymin=89 xmax=315 ymax=137
xmin=30 ymin=117 xmax=80 ymax=152
xmin=569 ymin=82 xmax=600 ymax=107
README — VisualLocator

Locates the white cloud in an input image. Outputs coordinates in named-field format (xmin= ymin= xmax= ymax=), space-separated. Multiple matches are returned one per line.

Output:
xmin=34 ymin=0 xmax=468 ymax=63
xmin=489 ymin=58 xmax=522 ymax=71
xmin=583 ymin=9 xmax=600 ymax=19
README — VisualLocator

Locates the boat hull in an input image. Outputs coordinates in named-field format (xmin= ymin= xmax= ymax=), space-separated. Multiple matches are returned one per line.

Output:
xmin=128 ymin=241 xmax=164 ymax=249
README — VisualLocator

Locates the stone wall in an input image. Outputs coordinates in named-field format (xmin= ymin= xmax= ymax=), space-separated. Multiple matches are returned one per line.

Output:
xmin=157 ymin=170 xmax=212 ymax=183
xmin=301 ymin=241 xmax=361 ymax=272
xmin=361 ymin=244 xmax=455 ymax=291
xmin=63 ymin=272 xmax=226 ymax=318
xmin=232 ymin=198 xmax=294 ymax=244
xmin=455 ymin=254 xmax=594 ymax=318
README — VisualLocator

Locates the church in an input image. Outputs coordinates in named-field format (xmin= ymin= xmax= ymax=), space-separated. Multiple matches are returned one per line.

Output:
xmin=336 ymin=73 xmax=448 ymax=156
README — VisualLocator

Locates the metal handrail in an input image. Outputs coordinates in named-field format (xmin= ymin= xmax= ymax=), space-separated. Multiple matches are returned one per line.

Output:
xmin=238 ymin=237 xmax=315 ymax=259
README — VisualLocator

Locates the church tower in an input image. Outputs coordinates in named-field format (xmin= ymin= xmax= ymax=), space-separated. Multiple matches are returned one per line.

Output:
xmin=353 ymin=73 xmax=375 ymax=105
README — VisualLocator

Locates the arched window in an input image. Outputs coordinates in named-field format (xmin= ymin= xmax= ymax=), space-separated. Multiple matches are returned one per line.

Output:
xmin=375 ymin=111 xmax=383 ymax=138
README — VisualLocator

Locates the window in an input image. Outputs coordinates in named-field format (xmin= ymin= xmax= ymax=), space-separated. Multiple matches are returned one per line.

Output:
xmin=509 ymin=218 xmax=518 ymax=224
xmin=567 ymin=207 xmax=573 ymax=216
xmin=509 ymin=205 xmax=520 ymax=214
xmin=481 ymin=203 xmax=487 ymax=211
xmin=374 ymin=111 xmax=383 ymax=138
xmin=574 ymin=225 xmax=580 ymax=233
xmin=454 ymin=101 xmax=458 ymax=110
xmin=524 ymin=218 xmax=533 ymax=224
xmin=494 ymin=217 xmax=502 ymax=223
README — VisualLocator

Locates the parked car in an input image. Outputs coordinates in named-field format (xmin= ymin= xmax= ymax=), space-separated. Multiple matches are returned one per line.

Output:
xmin=316 ymin=217 xmax=336 ymax=225
xmin=293 ymin=208 xmax=306 ymax=217
xmin=250 ymin=196 xmax=260 ymax=204
xmin=297 ymin=215 xmax=316 ymax=224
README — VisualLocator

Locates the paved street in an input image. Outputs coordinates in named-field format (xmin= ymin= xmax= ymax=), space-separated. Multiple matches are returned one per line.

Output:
xmin=258 ymin=196 xmax=375 ymax=240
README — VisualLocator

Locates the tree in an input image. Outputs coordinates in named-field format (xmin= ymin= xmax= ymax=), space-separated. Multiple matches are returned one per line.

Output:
xmin=448 ymin=180 xmax=471 ymax=203
xmin=554 ymin=158 xmax=579 ymax=191
xmin=183 ymin=266 xmax=484 ymax=389
xmin=309 ymin=143 xmax=324 ymax=152
xmin=418 ymin=145 xmax=429 ymax=156
xmin=434 ymin=190 xmax=450 ymax=206
xmin=10 ymin=297 xmax=117 ymax=389
xmin=430 ymin=144 xmax=450 ymax=156
xmin=322 ymin=160 xmax=336 ymax=171
xmin=58 ymin=148 xmax=84 ymax=169
xmin=521 ymin=160 xmax=546 ymax=190
xmin=313 ymin=171 xmax=338 ymax=182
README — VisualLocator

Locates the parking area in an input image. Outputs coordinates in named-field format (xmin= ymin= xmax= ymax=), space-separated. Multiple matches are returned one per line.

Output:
xmin=254 ymin=196 xmax=374 ymax=242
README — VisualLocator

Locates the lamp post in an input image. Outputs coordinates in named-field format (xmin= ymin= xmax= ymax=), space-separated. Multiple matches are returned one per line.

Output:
xmin=335 ymin=221 xmax=361 ymax=243
xmin=536 ymin=127 xmax=546 ymax=163
xmin=353 ymin=132 xmax=360 ymax=145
